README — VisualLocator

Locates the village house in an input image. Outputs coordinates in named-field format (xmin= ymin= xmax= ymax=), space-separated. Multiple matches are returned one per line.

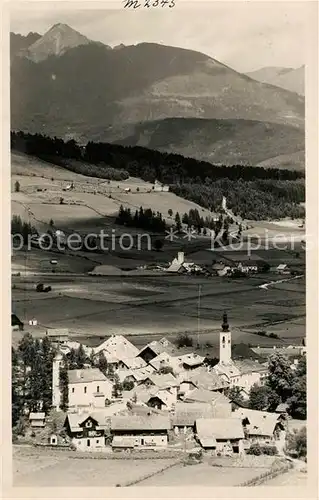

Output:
xmin=46 ymin=328 xmax=69 ymax=345
xmin=124 ymin=385 xmax=175 ymax=411
xmin=195 ymin=418 xmax=245 ymax=455
xmin=11 ymin=313 xmax=24 ymax=331
xmin=211 ymin=262 xmax=233 ymax=277
xmin=138 ymin=373 xmax=179 ymax=399
xmin=137 ymin=337 xmax=178 ymax=364
xmin=184 ymin=389 xmax=232 ymax=418
xmin=275 ymin=263 xmax=290 ymax=275
xmin=68 ymin=369 xmax=113 ymax=409
xmin=232 ymin=408 xmax=287 ymax=446
xmin=153 ymin=179 xmax=170 ymax=192
xmin=178 ymin=368 xmax=229 ymax=398
xmin=29 ymin=412 xmax=46 ymax=428
xmin=64 ymin=411 xmax=110 ymax=451
xmin=171 ymin=402 xmax=216 ymax=434
xmin=52 ymin=353 xmax=113 ymax=411
xmin=110 ymin=414 xmax=171 ymax=450
xmin=94 ymin=335 xmax=139 ymax=360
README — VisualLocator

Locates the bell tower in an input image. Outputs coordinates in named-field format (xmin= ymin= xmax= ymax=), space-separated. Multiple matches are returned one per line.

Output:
xmin=219 ymin=312 xmax=232 ymax=365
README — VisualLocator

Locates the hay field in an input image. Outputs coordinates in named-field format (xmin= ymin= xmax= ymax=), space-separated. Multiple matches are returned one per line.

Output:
xmin=13 ymin=446 xmax=176 ymax=487
xmin=12 ymin=272 xmax=305 ymax=344
xmin=139 ymin=462 xmax=264 ymax=486
xmin=11 ymin=152 xmax=216 ymax=232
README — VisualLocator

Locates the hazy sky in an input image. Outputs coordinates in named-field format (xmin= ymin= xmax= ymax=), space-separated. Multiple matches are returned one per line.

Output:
xmin=9 ymin=1 xmax=308 ymax=72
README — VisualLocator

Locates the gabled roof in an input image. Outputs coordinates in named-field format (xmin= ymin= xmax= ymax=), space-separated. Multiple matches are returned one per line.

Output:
xmin=147 ymin=373 xmax=179 ymax=389
xmin=128 ymin=365 xmax=155 ymax=382
xmin=232 ymin=408 xmax=281 ymax=437
xmin=120 ymin=357 xmax=147 ymax=370
xmin=11 ymin=314 xmax=24 ymax=326
xmin=172 ymin=402 xmax=215 ymax=427
xmin=196 ymin=418 xmax=244 ymax=441
xmin=29 ymin=412 xmax=45 ymax=420
xmin=167 ymin=259 xmax=185 ymax=273
xmin=139 ymin=337 xmax=176 ymax=357
xmin=185 ymin=388 xmax=230 ymax=405
xmin=213 ymin=362 xmax=241 ymax=379
xmin=111 ymin=415 xmax=171 ymax=432
xmin=94 ymin=335 xmax=139 ymax=359
xmin=182 ymin=369 xmax=229 ymax=391
xmin=233 ymin=359 xmax=268 ymax=375
xmin=46 ymin=328 xmax=69 ymax=337
xmin=177 ymin=353 xmax=205 ymax=367
xmin=68 ymin=368 xmax=110 ymax=384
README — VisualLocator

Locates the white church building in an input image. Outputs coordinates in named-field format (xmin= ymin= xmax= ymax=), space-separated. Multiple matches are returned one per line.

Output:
xmin=213 ymin=313 xmax=268 ymax=398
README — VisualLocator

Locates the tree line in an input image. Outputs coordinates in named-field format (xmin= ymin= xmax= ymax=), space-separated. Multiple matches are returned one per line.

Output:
xmin=116 ymin=205 xmax=166 ymax=233
xmin=227 ymin=352 xmax=306 ymax=420
xmin=11 ymin=131 xmax=304 ymax=182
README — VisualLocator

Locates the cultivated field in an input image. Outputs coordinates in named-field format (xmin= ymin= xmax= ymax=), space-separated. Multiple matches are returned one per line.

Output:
xmin=11 ymin=152 xmax=215 ymax=232
xmin=13 ymin=446 xmax=177 ymax=487
xmin=12 ymin=269 xmax=305 ymax=348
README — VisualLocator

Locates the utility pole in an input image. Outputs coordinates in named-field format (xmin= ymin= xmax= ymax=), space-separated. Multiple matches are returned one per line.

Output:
xmin=197 ymin=285 xmax=201 ymax=348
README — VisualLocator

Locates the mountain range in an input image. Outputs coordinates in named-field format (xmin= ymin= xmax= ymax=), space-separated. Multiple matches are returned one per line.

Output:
xmin=246 ymin=66 xmax=305 ymax=96
xmin=10 ymin=23 xmax=305 ymax=169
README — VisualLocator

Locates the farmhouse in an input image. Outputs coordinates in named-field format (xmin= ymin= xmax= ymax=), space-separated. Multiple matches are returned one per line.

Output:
xmin=46 ymin=328 xmax=69 ymax=345
xmin=275 ymin=263 xmax=290 ymax=275
xmin=232 ymin=408 xmax=286 ymax=445
xmin=11 ymin=313 xmax=24 ymax=331
xmin=153 ymin=179 xmax=170 ymax=192
xmin=172 ymin=402 xmax=215 ymax=433
xmin=184 ymin=389 xmax=232 ymax=418
xmin=195 ymin=418 xmax=245 ymax=455
xmin=29 ymin=412 xmax=45 ymax=428
xmin=138 ymin=337 xmax=176 ymax=363
xmin=125 ymin=385 xmax=176 ymax=410
xmin=111 ymin=414 xmax=171 ymax=449
xmin=178 ymin=369 xmax=229 ymax=398
xmin=94 ymin=335 xmax=139 ymax=360
xmin=64 ymin=411 xmax=111 ymax=451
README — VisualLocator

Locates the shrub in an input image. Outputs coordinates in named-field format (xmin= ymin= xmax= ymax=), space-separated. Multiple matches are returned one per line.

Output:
xmin=285 ymin=427 xmax=307 ymax=458
xmin=176 ymin=333 xmax=193 ymax=348
xmin=14 ymin=181 xmax=20 ymax=192
xmin=36 ymin=283 xmax=44 ymax=292
xmin=247 ymin=443 xmax=262 ymax=455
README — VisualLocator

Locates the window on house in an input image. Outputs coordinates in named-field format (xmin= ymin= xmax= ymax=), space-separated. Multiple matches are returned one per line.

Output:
xmin=96 ymin=440 xmax=99 ymax=444
xmin=97 ymin=386 xmax=100 ymax=393
xmin=87 ymin=439 xmax=90 ymax=447
xmin=72 ymin=388 xmax=75 ymax=393
xmin=222 ymin=336 xmax=225 ymax=342
xmin=84 ymin=386 xmax=87 ymax=394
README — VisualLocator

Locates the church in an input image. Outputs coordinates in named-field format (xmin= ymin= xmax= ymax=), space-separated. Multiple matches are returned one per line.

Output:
xmin=213 ymin=313 xmax=268 ymax=398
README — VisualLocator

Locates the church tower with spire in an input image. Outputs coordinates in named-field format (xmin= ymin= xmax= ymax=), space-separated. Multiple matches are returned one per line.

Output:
xmin=219 ymin=312 xmax=232 ymax=365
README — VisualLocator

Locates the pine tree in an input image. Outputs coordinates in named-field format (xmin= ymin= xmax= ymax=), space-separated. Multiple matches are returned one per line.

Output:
xmin=175 ymin=212 xmax=182 ymax=233
xmin=12 ymin=347 xmax=23 ymax=427
xmin=40 ymin=336 xmax=55 ymax=413
xmin=76 ymin=344 xmax=86 ymax=369
xmin=14 ymin=180 xmax=20 ymax=192
xmin=97 ymin=352 xmax=108 ymax=375
xmin=59 ymin=357 xmax=69 ymax=412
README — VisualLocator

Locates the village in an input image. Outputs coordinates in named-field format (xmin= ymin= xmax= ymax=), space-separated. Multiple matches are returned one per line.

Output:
xmin=13 ymin=312 xmax=306 ymax=463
